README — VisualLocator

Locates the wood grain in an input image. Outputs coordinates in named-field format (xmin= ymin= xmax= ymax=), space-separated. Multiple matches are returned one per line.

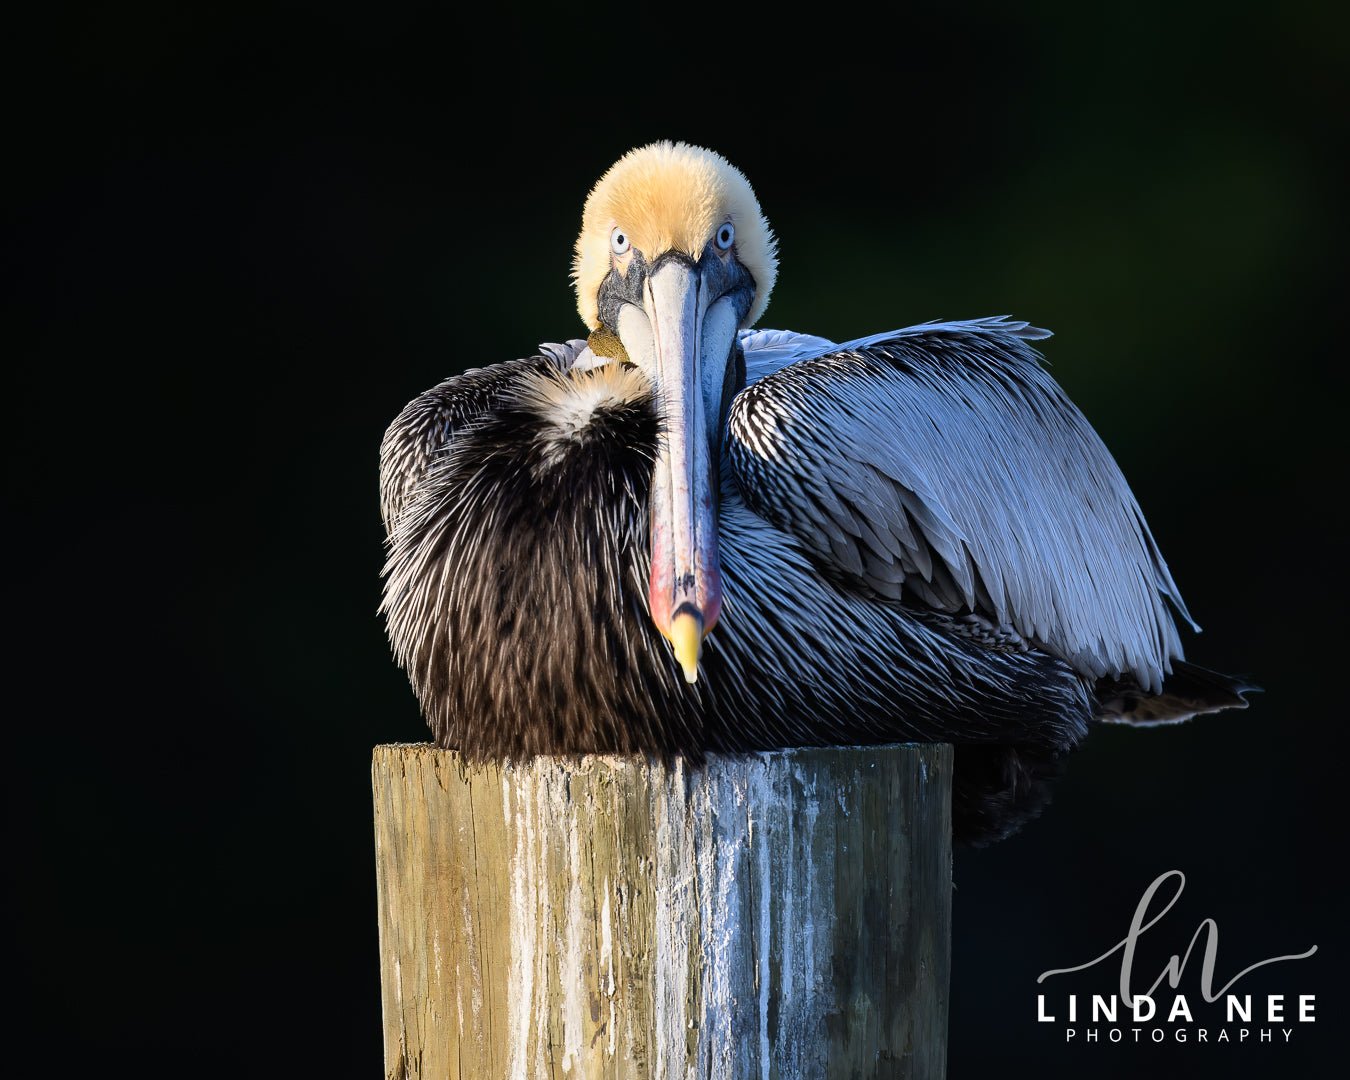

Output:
xmin=372 ymin=743 xmax=951 ymax=1079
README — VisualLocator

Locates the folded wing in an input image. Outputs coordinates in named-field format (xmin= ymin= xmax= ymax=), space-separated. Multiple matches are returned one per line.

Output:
xmin=729 ymin=318 xmax=1194 ymax=691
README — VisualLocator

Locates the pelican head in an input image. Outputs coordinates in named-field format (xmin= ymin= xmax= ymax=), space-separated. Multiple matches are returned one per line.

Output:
xmin=573 ymin=142 xmax=778 ymax=683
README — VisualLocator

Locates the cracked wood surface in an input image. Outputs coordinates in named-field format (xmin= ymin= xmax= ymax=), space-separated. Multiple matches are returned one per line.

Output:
xmin=372 ymin=743 xmax=952 ymax=1079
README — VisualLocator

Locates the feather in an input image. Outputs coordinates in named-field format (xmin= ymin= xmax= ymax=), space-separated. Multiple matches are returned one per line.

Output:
xmin=732 ymin=319 xmax=1194 ymax=691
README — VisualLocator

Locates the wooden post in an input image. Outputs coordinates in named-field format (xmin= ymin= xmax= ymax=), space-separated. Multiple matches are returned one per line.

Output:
xmin=372 ymin=744 xmax=952 ymax=1079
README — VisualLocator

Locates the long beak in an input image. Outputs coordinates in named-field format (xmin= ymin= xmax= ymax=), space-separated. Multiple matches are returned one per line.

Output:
xmin=645 ymin=257 xmax=721 ymax=683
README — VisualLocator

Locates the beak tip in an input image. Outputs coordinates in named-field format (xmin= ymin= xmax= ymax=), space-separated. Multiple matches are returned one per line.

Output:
xmin=669 ymin=608 xmax=704 ymax=685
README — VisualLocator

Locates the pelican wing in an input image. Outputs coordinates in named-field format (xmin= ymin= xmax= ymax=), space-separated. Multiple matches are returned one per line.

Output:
xmin=379 ymin=341 xmax=587 ymax=529
xmin=729 ymin=318 xmax=1194 ymax=691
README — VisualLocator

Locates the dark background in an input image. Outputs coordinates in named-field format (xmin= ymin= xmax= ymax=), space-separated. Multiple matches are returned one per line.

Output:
xmin=8 ymin=2 xmax=1345 ymax=1075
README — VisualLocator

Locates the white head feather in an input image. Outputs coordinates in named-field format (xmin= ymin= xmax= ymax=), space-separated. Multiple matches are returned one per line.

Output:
xmin=572 ymin=141 xmax=778 ymax=331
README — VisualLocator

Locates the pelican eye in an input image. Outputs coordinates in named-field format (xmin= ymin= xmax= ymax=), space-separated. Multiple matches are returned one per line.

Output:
xmin=610 ymin=227 xmax=630 ymax=255
xmin=715 ymin=222 xmax=735 ymax=250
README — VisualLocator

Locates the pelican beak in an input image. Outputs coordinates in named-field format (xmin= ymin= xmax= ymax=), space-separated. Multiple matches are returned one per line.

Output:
xmin=638 ymin=256 xmax=723 ymax=683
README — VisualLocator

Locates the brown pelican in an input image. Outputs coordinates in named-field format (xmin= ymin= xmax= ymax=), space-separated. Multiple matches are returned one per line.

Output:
xmin=379 ymin=142 xmax=1250 ymax=841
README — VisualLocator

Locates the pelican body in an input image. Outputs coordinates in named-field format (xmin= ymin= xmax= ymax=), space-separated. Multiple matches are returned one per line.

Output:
xmin=380 ymin=143 xmax=1249 ymax=841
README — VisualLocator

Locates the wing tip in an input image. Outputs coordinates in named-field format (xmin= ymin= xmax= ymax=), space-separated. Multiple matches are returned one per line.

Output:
xmin=993 ymin=316 xmax=1054 ymax=341
xmin=1096 ymin=661 xmax=1258 ymax=725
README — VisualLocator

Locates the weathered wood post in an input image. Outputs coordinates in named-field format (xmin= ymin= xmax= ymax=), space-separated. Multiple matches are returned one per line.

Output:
xmin=372 ymin=744 xmax=952 ymax=1079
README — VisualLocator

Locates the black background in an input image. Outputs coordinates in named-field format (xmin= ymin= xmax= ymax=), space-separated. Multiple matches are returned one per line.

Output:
xmin=8 ymin=2 xmax=1346 ymax=1075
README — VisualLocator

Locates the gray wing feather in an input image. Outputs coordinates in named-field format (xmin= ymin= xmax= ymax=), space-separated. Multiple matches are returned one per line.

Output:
xmin=739 ymin=328 xmax=837 ymax=382
xmin=378 ymin=340 xmax=586 ymax=529
xmin=737 ymin=317 xmax=1050 ymax=381
xmin=730 ymin=318 xmax=1193 ymax=691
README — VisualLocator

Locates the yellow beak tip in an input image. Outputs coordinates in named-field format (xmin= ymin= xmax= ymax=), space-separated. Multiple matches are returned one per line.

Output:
xmin=669 ymin=609 xmax=704 ymax=685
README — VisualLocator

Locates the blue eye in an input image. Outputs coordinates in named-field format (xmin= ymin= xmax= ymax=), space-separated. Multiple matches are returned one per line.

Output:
xmin=610 ymin=227 xmax=630 ymax=255
xmin=715 ymin=222 xmax=735 ymax=250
